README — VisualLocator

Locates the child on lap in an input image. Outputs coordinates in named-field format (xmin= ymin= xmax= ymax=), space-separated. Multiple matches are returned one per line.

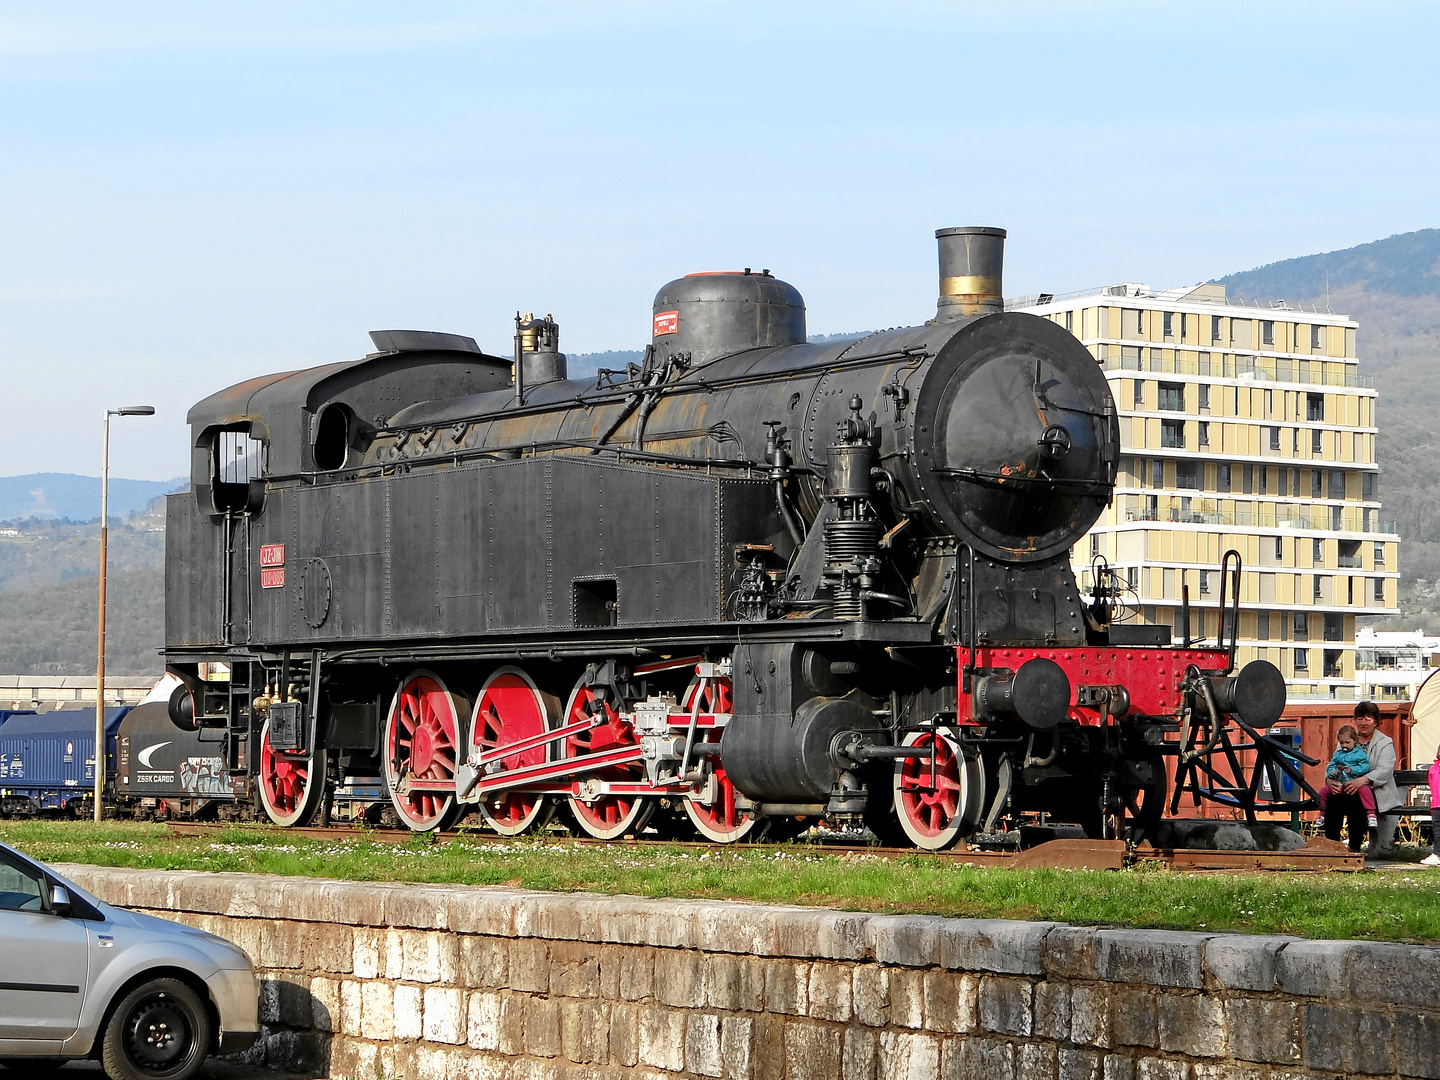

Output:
xmin=1316 ymin=724 xmax=1377 ymax=828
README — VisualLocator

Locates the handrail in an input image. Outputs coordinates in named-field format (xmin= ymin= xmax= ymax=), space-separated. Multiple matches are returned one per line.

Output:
xmin=1122 ymin=507 xmax=1397 ymax=533
xmin=1007 ymin=288 xmax=1342 ymax=316
xmin=1096 ymin=350 xmax=1373 ymax=388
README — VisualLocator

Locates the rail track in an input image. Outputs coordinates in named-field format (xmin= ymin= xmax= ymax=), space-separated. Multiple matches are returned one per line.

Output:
xmin=164 ymin=821 xmax=1366 ymax=872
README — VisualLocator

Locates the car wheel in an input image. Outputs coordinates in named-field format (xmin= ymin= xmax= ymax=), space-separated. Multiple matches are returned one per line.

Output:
xmin=100 ymin=977 xmax=212 ymax=1080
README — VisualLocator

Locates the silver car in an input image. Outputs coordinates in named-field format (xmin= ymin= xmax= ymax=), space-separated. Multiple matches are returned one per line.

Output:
xmin=0 ymin=841 xmax=258 ymax=1079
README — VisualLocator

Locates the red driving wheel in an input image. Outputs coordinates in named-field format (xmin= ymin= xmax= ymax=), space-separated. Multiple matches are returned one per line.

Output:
xmin=471 ymin=666 xmax=558 ymax=836
xmin=679 ymin=675 xmax=756 ymax=843
xmin=383 ymin=670 xmax=466 ymax=831
xmin=563 ymin=679 xmax=650 ymax=839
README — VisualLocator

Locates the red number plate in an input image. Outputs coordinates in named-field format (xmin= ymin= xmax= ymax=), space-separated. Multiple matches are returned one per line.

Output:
xmin=259 ymin=543 xmax=285 ymax=567
xmin=653 ymin=310 xmax=679 ymax=336
xmin=260 ymin=567 xmax=286 ymax=589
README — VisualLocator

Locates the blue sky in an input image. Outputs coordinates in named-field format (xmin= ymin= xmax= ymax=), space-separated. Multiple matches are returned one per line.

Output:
xmin=2 ymin=1 xmax=1438 ymax=480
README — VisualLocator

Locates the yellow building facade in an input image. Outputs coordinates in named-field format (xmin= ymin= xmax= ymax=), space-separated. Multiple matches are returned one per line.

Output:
xmin=1011 ymin=283 xmax=1398 ymax=699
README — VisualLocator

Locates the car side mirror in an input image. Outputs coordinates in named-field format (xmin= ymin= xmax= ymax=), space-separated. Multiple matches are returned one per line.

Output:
xmin=49 ymin=885 xmax=73 ymax=917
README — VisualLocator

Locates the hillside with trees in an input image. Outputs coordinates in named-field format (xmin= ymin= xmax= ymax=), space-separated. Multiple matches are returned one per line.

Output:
xmin=1219 ymin=229 xmax=1440 ymax=628
xmin=0 ymin=496 xmax=166 ymax=675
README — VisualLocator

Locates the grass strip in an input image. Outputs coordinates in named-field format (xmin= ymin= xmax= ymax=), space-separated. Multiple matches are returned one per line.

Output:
xmin=5 ymin=820 xmax=1439 ymax=944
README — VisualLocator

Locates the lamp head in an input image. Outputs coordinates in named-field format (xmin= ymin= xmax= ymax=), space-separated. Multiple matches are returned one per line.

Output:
xmin=116 ymin=405 xmax=155 ymax=416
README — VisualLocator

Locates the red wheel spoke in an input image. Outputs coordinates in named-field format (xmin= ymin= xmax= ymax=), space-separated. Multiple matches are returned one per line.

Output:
xmin=894 ymin=732 xmax=967 ymax=849
xmin=384 ymin=673 xmax=462 ymax=831
xmin=471 ymin=667 xmax=554 ymax=837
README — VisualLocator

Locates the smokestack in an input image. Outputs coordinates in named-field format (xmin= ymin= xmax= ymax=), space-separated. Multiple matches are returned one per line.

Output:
xmin=935 ymin=226 xmax=1006 ymax=320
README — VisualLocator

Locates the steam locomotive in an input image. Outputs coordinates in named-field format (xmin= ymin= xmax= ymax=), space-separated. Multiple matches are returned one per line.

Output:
xmin=162 ymin=226 xmax=1306 ymax=848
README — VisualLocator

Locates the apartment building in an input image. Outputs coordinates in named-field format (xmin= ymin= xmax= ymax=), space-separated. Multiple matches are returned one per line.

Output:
xmin=1010 ymin=282 xmax=1398 ymax=698
xmin=1354 ymin=627 xmax=1439 ymax=702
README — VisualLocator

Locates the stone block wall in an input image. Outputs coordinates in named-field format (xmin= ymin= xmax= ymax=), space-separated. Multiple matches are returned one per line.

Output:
xmin=59 ymin=865 xmax=1440 ymax=1080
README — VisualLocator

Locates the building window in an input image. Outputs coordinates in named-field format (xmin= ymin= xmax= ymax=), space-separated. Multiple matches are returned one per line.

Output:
xmin=1324 ymin=650 xmax=1343 ymax=679
xmin=1198 ymin=422 xmax=1210 ymax=447
xmin=1312 ymin=429 xmax=1322 ymax=454
xmin=1126 ymin=566 xmax=1138 ymax=588
xmin=1197 ymin=384 xmax=1210 ymax=410
xmin=1325 ymin=613 xmax=1342 ymax=642
xmin=1347 ymin=577 xmax=1355 ymax=604
xmin=1176 ymin=461 xmax=1198 ymax=489
xmin=1152 ymin=459 xmax=1164 ymax=488
xmin=1314 ymin=575 xmax=1327 ymax=600
xmin=1275 ymin=536 xmax=1284 ymax=559
xmin=1331 ymin=505 xmax=1343 ymax=531
xmin=1090 ymin=532 xmax=1100 ymax=557
xmin=1199 ymin=570 xmax=1210 ymax=594
xmin=1313 ymin=538 xmax=1324 ymax=563
xmin=1375 ymin=542 xmax=1385 ymax=566
xmin=1294 ymin=612 xmax=1308 ymax=639
xmin=1159 ymin=382 xmax=1184 ymax=411
xmin=1311 ymin=470 xmax=1323 ymax=497
xmin=1065 ymin=310 xmax=1074 ymax=332
xmin=1257 ymin=611 xmax=1270 ymax=640
xmin=1133 ymin=379 xmax=1144 ymax=406
xmin=1311 ymin=325 xmax=1323 ymax=351
xmin=1329 ymin=470 xmax=1347 ymax=499
xmin=1136 ymin=310 xmax=1144 ymax=337
xmin=1163 ymin=312 xmax=1174 ymax=339
xmin=1374 ymin=577 xmax=1385 ymax=601
xmin=1217 ymin=463 xmax=1231 ymax=492
xmin=1265 ymin=389 xmax=1273 ymax=415
xmin=1242 ymin=464 xmax=1254 ymax=494
xmin=1212 ymin=316 xmax=1223 ymax=343
xmin=1145 ymin=494 xmax=1158 ymax=519
xmin=1278 ymin=469 xmax=1288 ymax=497
xmin=1269 ymin=426 xmax=1281 ymax=451
xmin=1161 ymin=420 xmax=1185 ymax=448
xmin=1261 ymin=320 xmax=1275 ymax=346
xmin=1338 ymin=538 xmax=1361 ymax=567
xmin=1363 ymin=472 xmax=1375 ymax=501
xmin=1307 ymin=393 xmax=1324 ymax=421
xmin=1295 ymin=648 xmax=1309 ymax=671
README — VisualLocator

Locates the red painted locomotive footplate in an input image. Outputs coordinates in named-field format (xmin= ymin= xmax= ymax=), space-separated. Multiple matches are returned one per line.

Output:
xmin=955 ymin=645 xmax=1229 ymax=726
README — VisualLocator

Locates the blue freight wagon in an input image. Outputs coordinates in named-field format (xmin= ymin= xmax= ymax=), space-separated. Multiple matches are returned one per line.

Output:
xmin=0 ymin=706 xmax=131 ymax=815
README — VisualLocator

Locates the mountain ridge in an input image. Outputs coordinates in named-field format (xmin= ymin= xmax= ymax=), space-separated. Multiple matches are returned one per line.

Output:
xmin=1219 ymin=229 xmax=1440 ymax=303
xmin=0 ymin=473 xmax=185 ymax=523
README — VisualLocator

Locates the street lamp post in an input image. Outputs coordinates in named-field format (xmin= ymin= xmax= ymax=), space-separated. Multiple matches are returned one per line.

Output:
xmin=95 ymin=405 xmax=155 ymax=823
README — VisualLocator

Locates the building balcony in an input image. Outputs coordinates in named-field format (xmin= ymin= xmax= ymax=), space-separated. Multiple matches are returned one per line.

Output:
xmin=1096 ymin=347 xmax=1373 ymax=388
xmin=1120 ymin=506 xmax=1397 ymax=533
